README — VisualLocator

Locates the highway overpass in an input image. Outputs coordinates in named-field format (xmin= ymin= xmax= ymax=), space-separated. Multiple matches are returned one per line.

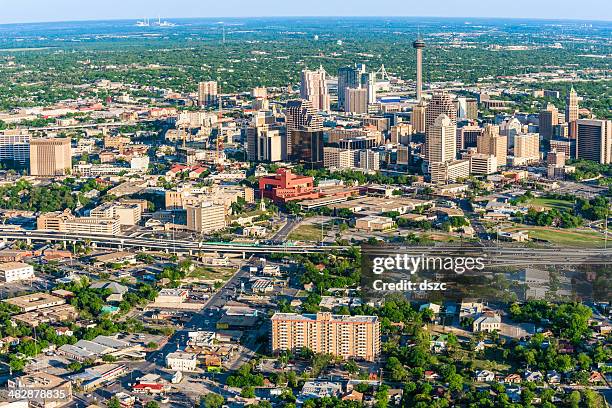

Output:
xmin=0 ymin=230 xmax=348 ymax=255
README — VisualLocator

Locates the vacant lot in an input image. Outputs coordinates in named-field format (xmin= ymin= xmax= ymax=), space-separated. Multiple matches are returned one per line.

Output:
xmin=289 ymin=223 xmax=322 ymax=242
xmin=505 ymin=226 xmax=606 ymax=247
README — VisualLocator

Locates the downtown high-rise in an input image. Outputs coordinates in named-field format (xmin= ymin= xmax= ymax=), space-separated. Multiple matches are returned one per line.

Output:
xmin=576 ymin=119 xmax=611 ymax=164
xmin=285 ymin=99 xmax=323 ymax=159
xmin=29 ymin=137 xmax=72 ymax=176
xmin=300 ymin=67 xmax=330 ymax=112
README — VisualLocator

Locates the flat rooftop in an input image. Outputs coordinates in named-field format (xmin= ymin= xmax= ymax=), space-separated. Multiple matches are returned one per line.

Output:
xmin=0 ymin=261 xmax=32 ymax=271
xmin=4 ymin=292 xmax=65 ymax=310
xmin=272 ymin=312 xmax=378 ymax=324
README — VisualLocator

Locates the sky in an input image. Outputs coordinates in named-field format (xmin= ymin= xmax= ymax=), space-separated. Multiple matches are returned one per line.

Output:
xmin=1 ymin=0 xmax=611 ymax=24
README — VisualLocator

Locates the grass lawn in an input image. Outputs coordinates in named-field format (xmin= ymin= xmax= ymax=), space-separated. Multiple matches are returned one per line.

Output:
xmin=505 ymin=226 xmax=606 ymax=248
xmin=472 ymin=358 xmax=512 ymax=373
xmin=289 ymin=223 xmax=323 ymax=242
xmin=527 ymin=197 xmax=574 ymax=211
xmin=187 ymin=266 xmax=235 ymax=281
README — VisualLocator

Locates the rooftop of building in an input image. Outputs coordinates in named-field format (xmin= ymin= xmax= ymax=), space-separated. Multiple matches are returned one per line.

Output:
xmin=271 ymin=312 xmax=378 ymax=323
xmin=0 ymin=261 xmax=32 ymax=271
xmin=166 ymin=351 xmax=196 ymax=360
xmin=4 ymin=292 xmax=65 ymax=309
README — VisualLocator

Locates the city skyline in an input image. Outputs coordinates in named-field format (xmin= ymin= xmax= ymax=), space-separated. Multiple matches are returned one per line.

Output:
xmin=0 ymin=10 xmax=609 ymax=408
xmin=1 ymin=0 xmax=611 ymax=25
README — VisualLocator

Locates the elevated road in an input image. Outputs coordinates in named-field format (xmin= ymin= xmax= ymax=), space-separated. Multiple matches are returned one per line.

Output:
xmin=3 ymin=230 xmax=610 ymax=262
xmin=0 ymin=230 xmax=348 ymax=254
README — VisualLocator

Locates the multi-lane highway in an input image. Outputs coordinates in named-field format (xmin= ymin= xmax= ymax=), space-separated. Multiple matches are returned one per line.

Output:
xmin=0 ymin=230 xmax=348 ymax=254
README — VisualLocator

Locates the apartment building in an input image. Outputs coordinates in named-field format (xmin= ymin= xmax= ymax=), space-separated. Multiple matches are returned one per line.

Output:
xmin=0 ymin=262 xmax=34 ymax=283
xmin=90 ymin=202 xmax=142 ymax=226
xmin=103 ymin=135 xmax=131 ymax=149
xmin=270 ymin=312 xmax=381 ymax=362
xmin=323 ymin=147 xmax=358 ymax=169
xmin=469 ymin=153 xmax=498 ymax=175
xmin=37 ymin=209 xmax=121 ymax=235
xmin=198 ymin=81 xmax=218 ymax=107
xmin=300 ymin=67 xmax=330 ymax=112
xmin=477 ymin=125 xmax=507 ymax=167
xmin=513 ymin=133 xmax=540 ymax=166
xmin=185 ymin=202 xmax=226 ymax=234
xmin=430 ymin=159 xmax=470 ymax=184
xmin=358 ymin=150 xmax=381 ymax=171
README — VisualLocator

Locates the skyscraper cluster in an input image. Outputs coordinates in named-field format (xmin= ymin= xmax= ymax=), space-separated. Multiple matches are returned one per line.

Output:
xmin=336 ymin=64 xmax=376 ymax=113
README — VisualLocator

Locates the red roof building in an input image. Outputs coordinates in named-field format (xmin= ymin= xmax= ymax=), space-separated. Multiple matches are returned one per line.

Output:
xmin=258 ymin=168 xmax=319 ymax=203
xmin=132 ymin=383 xmax=167 ymax=394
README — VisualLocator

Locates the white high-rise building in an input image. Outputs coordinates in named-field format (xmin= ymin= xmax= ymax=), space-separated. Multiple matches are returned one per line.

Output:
xmin=300 ymin=66 xmax=330 ymax=112
xmin=427 ymin=114 xmax=457 ymax=164
xmin=430 ymin=159 xmax=470 ymax=184
xmin=470 ymin=153 xmax=498 ymax=175
xmin=257 ymin=129 xmax=282 ymax=162
xmin=359 ymin=150 xmax=380 ymax=171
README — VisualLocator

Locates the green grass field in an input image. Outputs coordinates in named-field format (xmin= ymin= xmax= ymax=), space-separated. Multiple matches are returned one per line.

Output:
xmin=527 ymin=198 xmax=574 ymax=211
xmin=288 ymin=223 xmax=323 ymax=242
xmin=188 ymin=266 xmax=235 ymax=281
xmin=505 ymin=226 xmax=606 ymax=248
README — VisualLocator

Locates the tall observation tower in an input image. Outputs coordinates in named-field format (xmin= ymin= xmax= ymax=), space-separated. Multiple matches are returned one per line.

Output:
xmin=413 ymin=35 xmax=426 ymax=102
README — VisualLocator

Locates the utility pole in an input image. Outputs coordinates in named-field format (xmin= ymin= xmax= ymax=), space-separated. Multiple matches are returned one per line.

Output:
xmin=605 ymin=202 xmax=609 ymax=249
xmin=321 ymin=221 xmax=324 ymax=243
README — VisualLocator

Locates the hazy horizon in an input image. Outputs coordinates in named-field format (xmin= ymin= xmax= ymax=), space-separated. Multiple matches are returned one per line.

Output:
xmin=2 ymin=15 xmax=612 ymax=26
xmin=2 ymin=0 xmax=611 ymax=25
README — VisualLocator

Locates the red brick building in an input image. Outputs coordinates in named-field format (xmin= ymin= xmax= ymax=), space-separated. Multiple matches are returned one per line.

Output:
xmin=258 ymin=168 xmax=319 ymax=203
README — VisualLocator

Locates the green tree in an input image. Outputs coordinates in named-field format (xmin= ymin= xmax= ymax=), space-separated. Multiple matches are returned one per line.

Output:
xmin=107 ymin=397 xmax=121 ymax=408
xmin=241 ymin=385 xmax=256 ymax=398
xmin=386 ymin=356 xmax=408 ymax=381
xmin=567 ymin=390 xmax=581 ymax=408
